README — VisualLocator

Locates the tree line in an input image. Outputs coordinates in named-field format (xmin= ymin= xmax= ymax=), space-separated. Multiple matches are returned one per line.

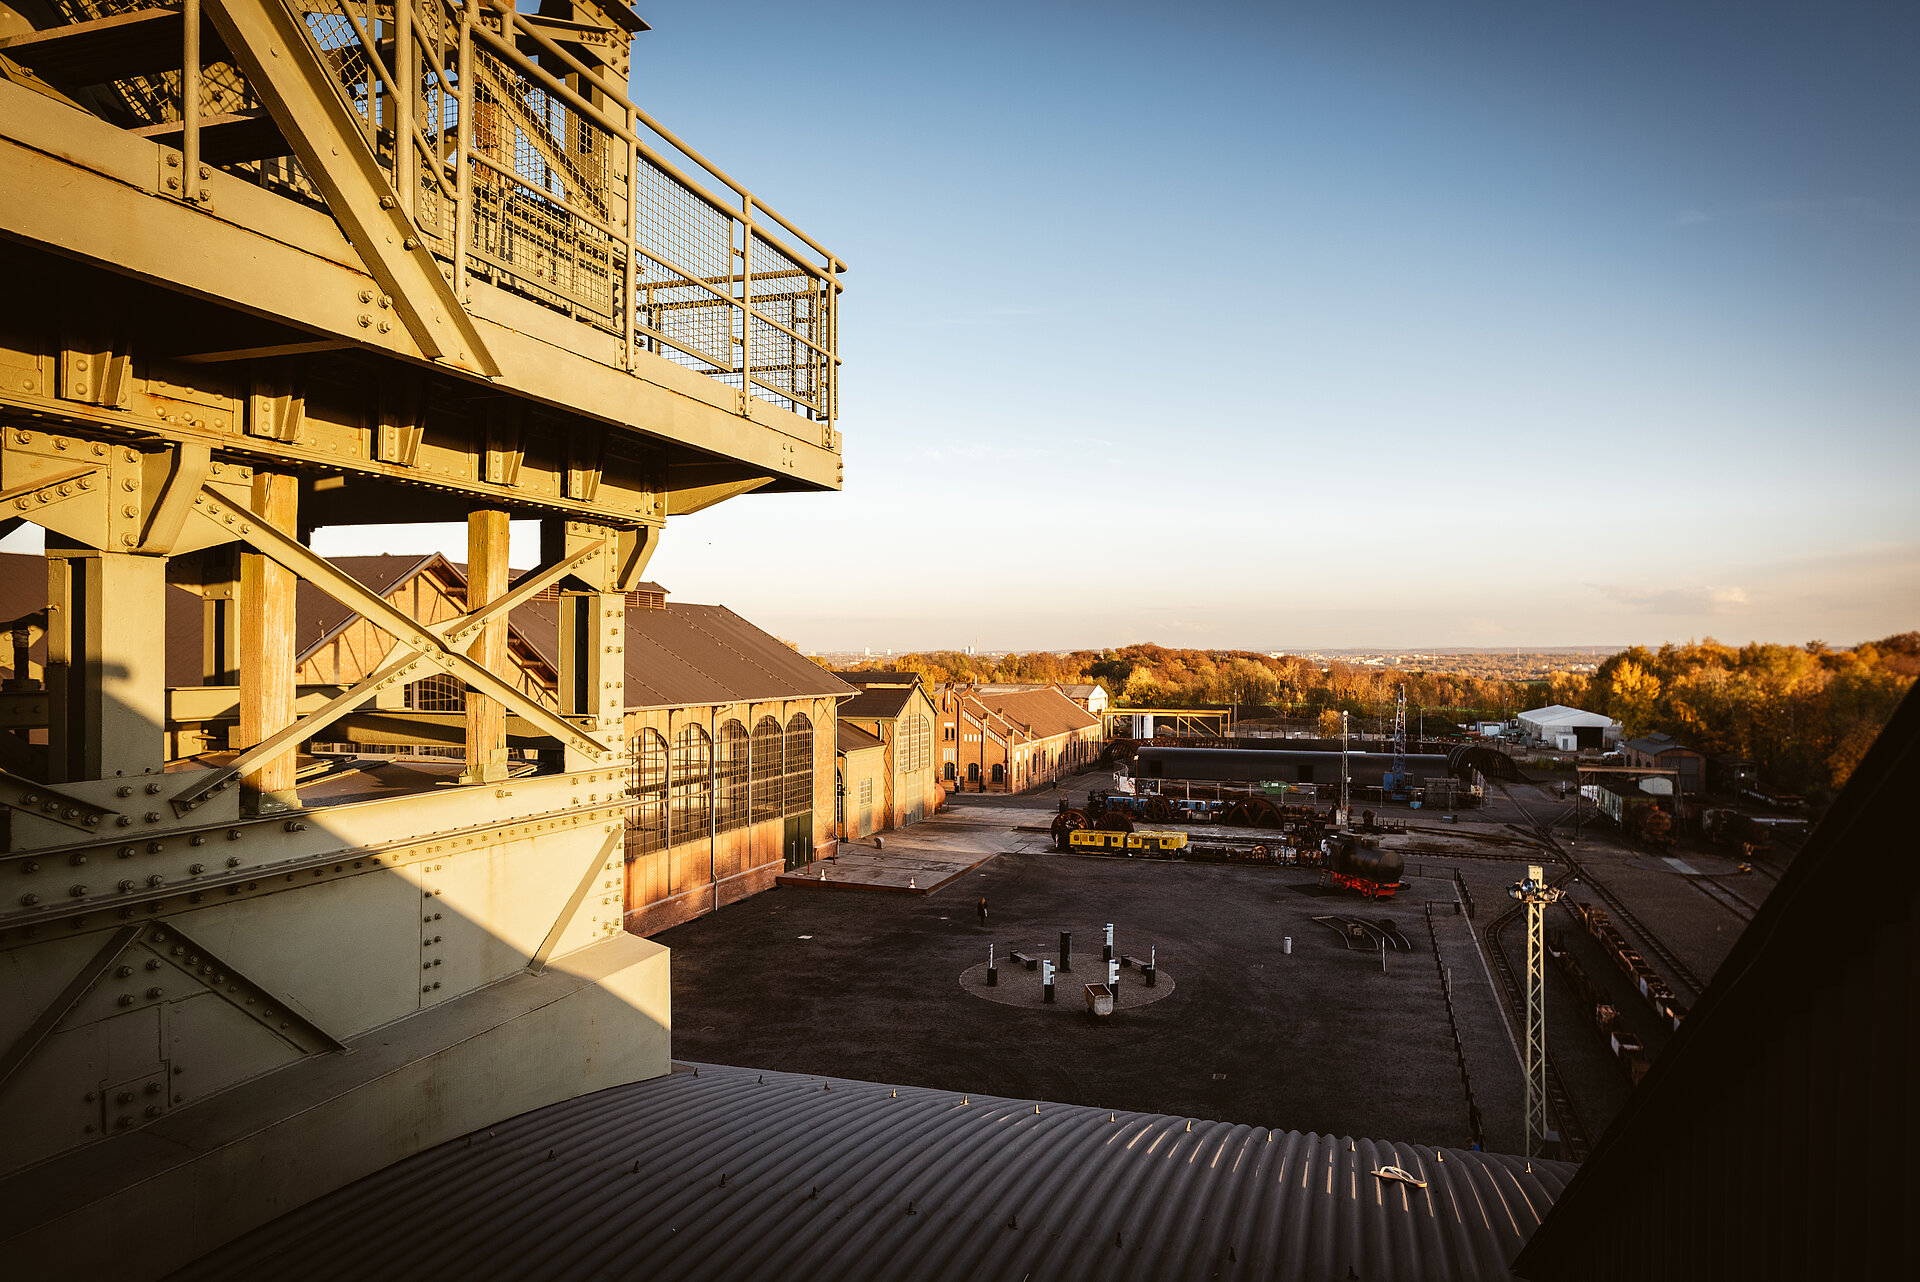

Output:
xmin=833 ymin=637 xmax=1918 ymax=799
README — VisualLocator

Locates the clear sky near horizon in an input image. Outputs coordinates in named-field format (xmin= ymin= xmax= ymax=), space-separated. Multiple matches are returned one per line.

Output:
xmin=610 ymin=0 xmax=1918 ymax=653
xmin=30 ymin=0 xmax=1903 ymax=654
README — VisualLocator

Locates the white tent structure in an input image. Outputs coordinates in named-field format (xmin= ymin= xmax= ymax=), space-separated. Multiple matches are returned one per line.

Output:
xmin=1517 ymin=704 xmax=1623 ymax=750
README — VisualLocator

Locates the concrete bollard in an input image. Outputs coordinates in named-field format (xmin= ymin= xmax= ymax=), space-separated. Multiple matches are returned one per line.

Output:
xmin=1060 ymin=931 xmax=1072 ymax=972
xmin=1283 ymin=935 xmax=1292 ymax=955
xmin=987 ymin=943 xmax=998 ymax=987
xmin=1042 ymin=960 xmax=1056 ymax=1003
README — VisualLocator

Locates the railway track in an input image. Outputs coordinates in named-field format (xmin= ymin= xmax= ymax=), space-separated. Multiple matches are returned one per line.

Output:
xmin=1691 ymin=875 xmax=1759 ymax=922
xmin=1481 ymin=879 xmax=1592 ymax=1161
xmin=1499 ymin=787 xmax=1707 ymax=1001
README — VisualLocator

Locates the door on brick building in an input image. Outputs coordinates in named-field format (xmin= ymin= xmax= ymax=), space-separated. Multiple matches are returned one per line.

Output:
xmin=783 ymin=814 xmax=811 ymax=870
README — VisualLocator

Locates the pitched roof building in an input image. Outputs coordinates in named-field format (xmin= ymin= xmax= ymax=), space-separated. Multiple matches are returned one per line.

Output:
xmin=834 ymin=671 xmax=939 ymax=834
xmin=934 ymin=684 xmax=1104 ymax=792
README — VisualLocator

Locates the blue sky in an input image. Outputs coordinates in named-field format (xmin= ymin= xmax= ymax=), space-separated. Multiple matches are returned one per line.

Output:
xmin=615 ymin=1 xmax=1920 ymax=651
xmin=78 ymin=0 xmax=1905 ymax=652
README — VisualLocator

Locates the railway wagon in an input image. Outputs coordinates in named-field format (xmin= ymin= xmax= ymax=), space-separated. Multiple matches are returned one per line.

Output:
xmin=1067 ymin=829 xmax=1188 ymax=856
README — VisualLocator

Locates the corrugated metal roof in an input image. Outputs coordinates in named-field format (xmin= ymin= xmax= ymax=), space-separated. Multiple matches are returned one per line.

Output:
xmin=972 ymin=688 xmax=1101 ymax=739
xmin=837 ymin=722 xmax=883 ymax=754
xmin=515 ymin=600 xmax=856 ymax=710
xmin=839 ymin=686 xmax=915 ymax=720
xmin=182 ymin=1064 xmax=1572 ymax=1282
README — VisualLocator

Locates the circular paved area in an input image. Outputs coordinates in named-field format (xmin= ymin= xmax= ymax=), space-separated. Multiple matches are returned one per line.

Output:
xmin=959 ymin=950 xmax=1177 ymax=1012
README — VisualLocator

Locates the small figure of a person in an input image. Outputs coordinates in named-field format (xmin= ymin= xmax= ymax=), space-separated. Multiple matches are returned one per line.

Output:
xmin=977 ymin=895 xmax=989 ymax=927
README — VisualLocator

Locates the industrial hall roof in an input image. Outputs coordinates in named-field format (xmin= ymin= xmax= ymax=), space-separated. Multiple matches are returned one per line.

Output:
xmin=837 ymin=685 xmax=918 ymax=720
xmin=1515 ymin=705 xmax=1617 ymax=728
xmin=969 ymin=687 xmax=1102 ymax=739
xmin=512 ymin=600 xmax=857 ymax=712
xmin=1620 ymin=735 xmax=1699 ymax=757
xmin=836 ymin=722 xmax=884 ymax=754
xmin=838 ymin=670 xmax=922 ymax=687
xmin=181 ymin=1063 xmax=1574 ymax=1282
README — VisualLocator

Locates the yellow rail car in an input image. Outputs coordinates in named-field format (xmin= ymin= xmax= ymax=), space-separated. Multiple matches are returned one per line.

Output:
xmin=1067 ymin=829 xmax=1188 ymax=855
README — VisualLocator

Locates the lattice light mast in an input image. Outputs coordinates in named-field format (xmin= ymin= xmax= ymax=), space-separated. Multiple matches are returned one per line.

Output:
xmin=1509 ymin=863 xmax=1566 ymax=1157
xmin=1338 ymin=710 xmax=1351 ymax=824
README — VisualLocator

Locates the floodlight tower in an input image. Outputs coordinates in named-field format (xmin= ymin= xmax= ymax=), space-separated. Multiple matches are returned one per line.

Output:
xmin=1509 ymin=864 xmax=1567 ymax=1157
xmin=1384 ymin=684 xmax=1409 ymax=799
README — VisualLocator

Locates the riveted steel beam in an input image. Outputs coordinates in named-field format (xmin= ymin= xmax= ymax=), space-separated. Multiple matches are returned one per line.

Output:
xmin=0 ymin=925 xmax=139 ymax=1091
xmin=0 ymin=771 xmax=118 ymax=833
xmin=202 ymin=0 xmax=499 ymax=378
xmin=167 ymin=516 xmax=611 ymax=812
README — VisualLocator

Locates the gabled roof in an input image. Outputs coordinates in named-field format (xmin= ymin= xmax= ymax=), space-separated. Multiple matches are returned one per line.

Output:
xmin=838 ymin=686 xmax=916 ymax=721
xmin=836 ymin=722 xmax=884 ymax=755
xmin=1623 ymin=735 xmax=1698 ymax=757
xmin=512 ymin=599 xmax=855 ymax=711
xmin=838 ymin=670 xmax=921 ymax=688
xmin=970 ymin=688 xmax=1101 ymax=740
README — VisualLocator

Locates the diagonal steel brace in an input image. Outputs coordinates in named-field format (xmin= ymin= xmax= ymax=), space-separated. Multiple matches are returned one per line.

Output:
xmin=172 ymin=491 xmax=614 ymax=811
xmin=204 ymin=0 xmax=499 ymax=377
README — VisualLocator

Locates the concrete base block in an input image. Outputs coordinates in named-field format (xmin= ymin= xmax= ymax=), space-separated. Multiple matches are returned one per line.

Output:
xmin=0 ymin=933 xmax=670 ymax=1281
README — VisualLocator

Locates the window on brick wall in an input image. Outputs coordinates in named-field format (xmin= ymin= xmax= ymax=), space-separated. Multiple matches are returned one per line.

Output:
xmin=783 ymin=713 xmax=813 ymax=815
xmin=750 ymin=716 xmax=782 ymax=822
xmin=626 ymin=728 xmax=668 ymax=856
xmin=670 ymin=724 xmax=712 ymax=845
xmin=717 ymin=719 xmax=748 ymax=833
xmin=406 ymin=673 xmax=465 ymax=711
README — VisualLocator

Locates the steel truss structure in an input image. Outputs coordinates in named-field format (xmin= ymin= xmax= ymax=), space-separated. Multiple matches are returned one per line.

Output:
xmin=0 ymin=1 xmax=844 ymax=1274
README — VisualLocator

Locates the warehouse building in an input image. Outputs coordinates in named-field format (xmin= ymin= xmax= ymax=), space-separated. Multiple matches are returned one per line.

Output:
xmin=1517 ymin=704 xmax=1623 ymax=750
xmin=1621 ymin=732 xmax=1707 ymax=795
xmin=935 ymin=684 xmax=1104 ymax=791
xmin=834 ymin=671 xmax=941 ymax=831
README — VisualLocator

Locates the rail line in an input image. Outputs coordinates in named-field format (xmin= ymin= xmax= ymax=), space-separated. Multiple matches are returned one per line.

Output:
xmin=1499 ymin=787 xmax=1707 ymax=1002
xmin=1690 ymin=875 xmax=1759 ymax=922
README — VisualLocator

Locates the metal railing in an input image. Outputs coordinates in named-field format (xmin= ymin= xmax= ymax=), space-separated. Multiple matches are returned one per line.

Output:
xmin=38 ymin=0 xmax=844 ymax=434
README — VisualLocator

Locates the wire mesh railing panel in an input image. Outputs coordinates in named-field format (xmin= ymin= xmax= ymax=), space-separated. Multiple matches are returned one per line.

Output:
xmin=747 ymin=230 xmax=829 ymax=416
xmin=33 ymin=0 xmax=840 ymax=436
xmin=467 ymin=46 xmax=618 ymax=322
xmin=633 ymin=152 xmax=740 ymax=380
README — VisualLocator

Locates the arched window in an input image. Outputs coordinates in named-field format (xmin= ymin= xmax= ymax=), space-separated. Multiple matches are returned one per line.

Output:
xmin=991 ymin=763 xmax=1005 ymax=784
xmin=670 ymin=724 xmax=712 ymax=845
xmin=750 ymin=716 xmax=782 ymax=822
xmin=783 ymin=713 xmax=813 ymax=816
xmin=944 ymin=762 xmax=955 ymax=781
xmin=406 ymin=672 xmax=465 ymax=711
xmin=626 ymin=728 xmax=668 ymax=856
xmin=716 ymin=719 xmax=748 ymax=833
xmin=902 ymin=713 xmax=930 ymax=774
xmin=967 ymin=762 xmax=979 ymax=782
